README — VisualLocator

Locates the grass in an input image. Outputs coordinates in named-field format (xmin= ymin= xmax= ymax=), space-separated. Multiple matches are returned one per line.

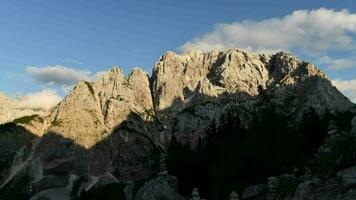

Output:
xmin=51 ymin=118 xmax=65 ymax=127
xmin=12 ymin=114 xmax=42 ymax=124
xmin=84 ymin=81 xmax=95 ymax=97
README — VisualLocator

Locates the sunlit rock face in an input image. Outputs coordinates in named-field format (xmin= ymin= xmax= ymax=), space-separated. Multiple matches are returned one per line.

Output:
xmin=151 ymin=49 xmax=354 ymax=144
xmin=94 ymin=67 xmax=153 ymax=131
xmin=0 ymin=49 xmax=354 ymax=199
xmin=23 ymin=67 xmax=158 ymax=181
xmin=3 ymin=49 xmax=354 ymax=148
xmin=44 ymin=67 xmax=153 ymax=149
xmin=151 ymin=49 xmax=271 ymax=119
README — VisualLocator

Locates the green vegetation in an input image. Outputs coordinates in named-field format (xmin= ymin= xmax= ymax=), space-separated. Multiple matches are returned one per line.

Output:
xmin=312 ymin=132 xmax=356 ymax=176
xmin=51 ymin=118 xmax=65 ymax=127
xmin=181 ymin=106 xmax=196 ymax=115
xmin=144 ymin=108 xmax=155 ymax=118
xmin=167 ymin=104 xmax=354 ymax=199
xmin=278 ymin=175 xmax=301 ymax=198
xmin=12 ymin=114 xmax=41 ymax=124
xmin=75 ymin=183 xmax=126 ymax=200
xmin=122 ymin=80 xmax=130 ymax=88
xmin=84 ymin=81 xmax=95 ymax=97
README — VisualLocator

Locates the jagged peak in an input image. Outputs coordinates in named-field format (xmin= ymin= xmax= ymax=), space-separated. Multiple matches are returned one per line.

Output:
xmin=128 ymin=67 xmax=149 ymax=78
xmin=271 ymin=51 xmax=302 ymax=64
xmin=68 ymin=80 xmax=96 ymax=98
xmin=95 ymin=66 xmax=126 ymax=87
xmin=160 ymin=48 xmax=254 ymax=59
xmin=101 ymin=66 xmax=125 ymax=78
xmin=109 ymin=66 xmax=124 ymax=74
xmin=195 ymin=77 xmax=220 ymax=97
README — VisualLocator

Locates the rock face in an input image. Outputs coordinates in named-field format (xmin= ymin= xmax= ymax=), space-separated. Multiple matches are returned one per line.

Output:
xmin=0 ymin=49 xmax=354 ymax=199
xmin=94 ymin=67 xmax=154 ymax=130
xmin=337 ymin=166 xmax=356 ymax=189
xmin=242 ymin=184 xmax=267 ymax=199
xmin=33 ymin=67 xmax=158 ymax=177
xmin=351 ymin=117 xmax=356 ymax=135
xmin=151 ymin=50 xmax=270 ymax=119
xmin=45 ymin=67 xmax=153 ymax=148
xmin=0 ymin=123 xmax=38 ymax=180
xmin=152 ymin=50 xmax=354 ymax=144
xmin=151 ymin=50 xmax=351 ymax=118
xmin=134 ymin=175 xmax=183 ymax=200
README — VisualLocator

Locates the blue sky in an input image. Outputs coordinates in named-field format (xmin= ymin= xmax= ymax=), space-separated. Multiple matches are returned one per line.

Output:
xmin=1 ymin=0 xmax=356 ymax=105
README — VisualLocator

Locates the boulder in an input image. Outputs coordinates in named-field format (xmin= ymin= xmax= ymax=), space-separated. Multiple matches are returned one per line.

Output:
xmin=124 ymin=181 xmax=135 ymax=200
xmin=337 ymin=165 xmax=356 ymax=189
xmin=43 ymin=157 xmax=74 ymax=175
xmin=230 ymin=191 xmax=240 ymax=200
xmin=293 ymin=179 xmax=319 ymax=200
xmin=29 ymin=188 xmax=70 ymax=200
xmin=32 ymin=174 xmax=69 ymax=192
xmin=242 ymin=184 xmax=267 ymax=199
xmin=94 ymin=172 xmax=120 ymax=188
xmin=135 ymin=175 xmax=183 ymax=200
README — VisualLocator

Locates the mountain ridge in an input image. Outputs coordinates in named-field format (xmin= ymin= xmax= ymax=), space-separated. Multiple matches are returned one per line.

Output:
xmin=0 ymin=48 xmax=355 ymax=200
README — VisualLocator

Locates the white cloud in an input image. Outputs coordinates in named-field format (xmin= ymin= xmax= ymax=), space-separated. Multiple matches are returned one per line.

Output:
xmin=318 ymin=56 xmax=356 ymax=70
xmin=26 ymin=65 xmax=105 ymax=92
xmin=0 ymin=89 xmax=62 ymax=124
xmin=93 ymin=71 xmax=108 ymax=80
xmin=15 ymin=89 xmax=62 ymax=111
xmin=26 ymin=65 xmax=92 ymax=86
xmin=179 ymin=8 xmax=356 ymax=55
xmin=332 ymin=79 xmax=356 ymax=103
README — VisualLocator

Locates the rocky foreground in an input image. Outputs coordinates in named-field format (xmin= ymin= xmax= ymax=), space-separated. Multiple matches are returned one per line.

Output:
xmin=0 ymin=49 xmax=355 ymax=199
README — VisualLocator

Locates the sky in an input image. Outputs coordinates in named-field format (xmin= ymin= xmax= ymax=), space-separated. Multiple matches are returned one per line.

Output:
xmin=1 ymin=0 xmax=356 ymax=109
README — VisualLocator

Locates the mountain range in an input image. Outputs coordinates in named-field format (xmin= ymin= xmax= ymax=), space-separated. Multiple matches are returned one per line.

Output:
xmin=0 ymin=49 xmax=355 ymax=200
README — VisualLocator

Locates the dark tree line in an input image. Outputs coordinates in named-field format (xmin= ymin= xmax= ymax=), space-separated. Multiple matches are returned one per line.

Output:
xmin=166 ymin=105 xmax=354 ymax=199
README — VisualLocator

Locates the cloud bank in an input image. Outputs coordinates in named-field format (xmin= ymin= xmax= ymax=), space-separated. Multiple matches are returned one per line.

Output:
xmin=179 ymin=8 xmax=356 ymax=56
xmin=179 ymin=7 xmax=356 ymax=102
xmin=27 ymin=65 xmax=92 ymax=86
xmin=15 ymin=89 xmax=62 ymax=111
xmin=26 ymin=65 xmax=104 ymax=92
xmin=318 ymin=56 xmax=356 ymax=70
xmin=0 ymin=89 xmax=62 ymax=124
xmin=332 ymin=79 xmax=356 ymax=103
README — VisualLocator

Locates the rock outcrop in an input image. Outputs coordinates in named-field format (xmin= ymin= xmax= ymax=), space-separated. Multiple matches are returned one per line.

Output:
xmin=151 ymin=50 xmax=271 ymax=120
xmin=134 ymin=175 xmax=183 ymax=200
xmin=0 ymin=48 xmax=355 ymax=199
xmin=351 ymin=117 xmax=356 ymax=135
xmin=242 ymin=184 xmax=267 ymax=199
xmin=152 ymin=49 xmax=354 ymax=144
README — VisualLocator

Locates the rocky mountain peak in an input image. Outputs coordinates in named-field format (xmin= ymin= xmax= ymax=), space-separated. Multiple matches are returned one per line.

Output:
xmin=0 ymin=49 xmax=355 ymax=200
xmin=268 ymin=52 xmax=327 ymax=86
xmin=151 ymin=48 xmax=339 ymax=120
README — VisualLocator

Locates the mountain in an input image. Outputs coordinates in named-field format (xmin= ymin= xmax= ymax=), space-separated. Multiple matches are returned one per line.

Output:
xmin=0 ymin=49 xmax=355 ymax=200
xmin=152 ymin=50 xmax=353 ymax=144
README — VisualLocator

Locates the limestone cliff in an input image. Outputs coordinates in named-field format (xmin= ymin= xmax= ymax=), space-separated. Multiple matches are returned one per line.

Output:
xmin=152 ymin=49 xmax=353 ymax=144
xmin=0 ymin=49 xmax=355 ymax=200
